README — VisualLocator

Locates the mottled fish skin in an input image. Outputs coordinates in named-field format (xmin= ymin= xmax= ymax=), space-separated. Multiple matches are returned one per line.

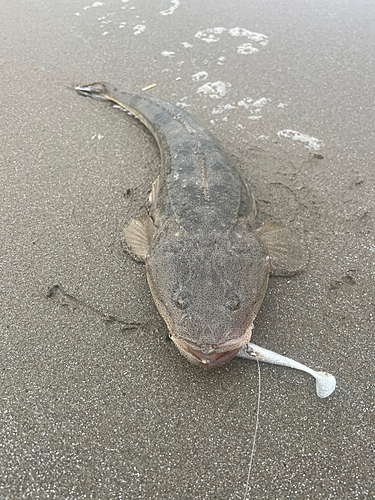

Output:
xmin=76 ymin=83 xmax=300 ymax=369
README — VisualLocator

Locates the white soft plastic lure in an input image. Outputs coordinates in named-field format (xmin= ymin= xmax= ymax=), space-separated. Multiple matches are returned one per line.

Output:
xmin=237 ymin=343 xmax=336 ymax=398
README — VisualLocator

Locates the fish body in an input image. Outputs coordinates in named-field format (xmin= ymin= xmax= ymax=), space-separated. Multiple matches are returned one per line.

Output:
xmin=76 ymin=83 xmax=302 ymax=369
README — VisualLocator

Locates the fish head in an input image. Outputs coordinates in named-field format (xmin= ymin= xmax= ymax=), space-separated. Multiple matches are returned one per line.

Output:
xmin=145 ymin=232 xmax=270 ymax=368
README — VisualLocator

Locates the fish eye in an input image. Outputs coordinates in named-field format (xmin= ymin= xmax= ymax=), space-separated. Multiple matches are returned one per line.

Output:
xmin=226 ymin=295 xmax=241 ymax=311
xmin=174 ymin=294 xmax=189 ymax=310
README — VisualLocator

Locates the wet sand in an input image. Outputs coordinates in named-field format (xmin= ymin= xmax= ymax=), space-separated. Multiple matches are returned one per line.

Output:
xmin=1 ymin=0 xmax=374 ymax=498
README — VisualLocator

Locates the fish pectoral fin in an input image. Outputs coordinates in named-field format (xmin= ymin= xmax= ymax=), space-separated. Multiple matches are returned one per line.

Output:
xmin=124 ymin=214 xmax=155 ymax=261
xmin=256 ymin=221 xmax=308 ymax=276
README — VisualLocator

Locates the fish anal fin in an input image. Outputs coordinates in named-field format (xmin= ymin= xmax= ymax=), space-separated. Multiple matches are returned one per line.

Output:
xmin=256 ymin=221 xmax=308 ymax=276
xmin=124 ymin=214 xmax=155 ymax=261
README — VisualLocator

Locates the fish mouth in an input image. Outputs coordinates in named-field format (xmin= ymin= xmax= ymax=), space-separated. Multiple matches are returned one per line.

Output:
xmin=172 ymin=324 xmax=253 ymax=369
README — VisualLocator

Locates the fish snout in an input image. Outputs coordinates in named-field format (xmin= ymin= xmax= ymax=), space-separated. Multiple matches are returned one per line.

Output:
xmin=175 ymin=338 xmax=240 ymax=368
xmin=172 ymin=323 xmax=254 ymax=369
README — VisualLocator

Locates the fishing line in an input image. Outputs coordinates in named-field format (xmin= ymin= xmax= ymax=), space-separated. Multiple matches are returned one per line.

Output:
xmin=243 ymin=357 xmax=261 ymax=500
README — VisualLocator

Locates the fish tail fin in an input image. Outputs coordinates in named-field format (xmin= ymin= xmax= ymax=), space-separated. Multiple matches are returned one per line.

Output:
xmin=75 ymin=82 xmax=115 ymax=100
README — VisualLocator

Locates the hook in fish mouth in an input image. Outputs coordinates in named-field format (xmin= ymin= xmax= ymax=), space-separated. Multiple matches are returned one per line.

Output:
xmin=172 ymin=324 xmax=254 ymax=369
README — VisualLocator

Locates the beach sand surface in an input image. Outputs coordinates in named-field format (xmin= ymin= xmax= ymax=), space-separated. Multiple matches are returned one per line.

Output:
xmin=1 ymin=0 xmax=374 ymax=498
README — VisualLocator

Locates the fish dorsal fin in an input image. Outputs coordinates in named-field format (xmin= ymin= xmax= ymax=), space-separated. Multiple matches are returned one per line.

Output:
xmin=256 ymin=221 xmax=308 ymax=276
xmin=149 ymin=176 xmax=160 ymax=220
xmin=124 ymin=214 xmax=155 ymax=260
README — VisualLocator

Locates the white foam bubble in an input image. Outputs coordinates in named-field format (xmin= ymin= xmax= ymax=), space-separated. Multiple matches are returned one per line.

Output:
xmin=195 ymin=26 xmax=268 ymax=55
xmin=238 ymin=97 xmax=270 ymax=114
xmin=160 ymin=0 xmax=180 ymax=16
xmin=228 ymin=27 xmax=268 ymax=46
xmin=83 ymin=1 xmax=104 ymax=8
xmin=237 ymin=43 xmax=258 ymax=55
xmin=197 ymin=81 xmax=231 ymax=99
xmin=253 ymin=98 xmax=268 ymax=107
xmin=195 ymin=27 xmax=227 ymax=43
xmin=192 ymin=71 xmax=208 ymax=82
xmin=133 ymin=24 xmax=146 ymax=35
xmin=161 ymin=51 xmax=175 ymax=57
xmin=212 ymin=103 xmax=236 ymax=114
xmin=277 ymin=129 xmax=324 ymax=151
